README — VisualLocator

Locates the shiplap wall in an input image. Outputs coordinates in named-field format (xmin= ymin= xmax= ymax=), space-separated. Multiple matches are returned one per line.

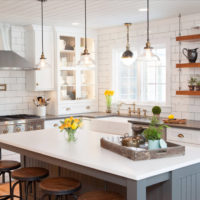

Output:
xmin=97 ymin=13 xmax=200 ymax=120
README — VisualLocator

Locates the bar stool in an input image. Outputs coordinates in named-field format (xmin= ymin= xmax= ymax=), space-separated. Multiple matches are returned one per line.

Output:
xmin=78 ymin=191 xmax=125 ymax=200
xmin=11 ymin=167 xmax=49 ymax=200
xmin=0 ymin=160 xmax=21 ymax=200
xmin=39 ymin=177 xmax=81 ymax=200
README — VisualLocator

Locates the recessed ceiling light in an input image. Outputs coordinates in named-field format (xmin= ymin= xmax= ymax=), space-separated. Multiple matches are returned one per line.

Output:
xmin=72 ymin=22 xmax=80 ymax=26
xmin=138 ymin=8 xmax=147 ymax=12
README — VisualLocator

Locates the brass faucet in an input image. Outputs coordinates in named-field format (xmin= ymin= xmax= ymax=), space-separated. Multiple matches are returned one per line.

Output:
xmin=137 ymin=108 xmax=141 ymax=118
xmin=117 ymin=102 xmax=135 ymax=116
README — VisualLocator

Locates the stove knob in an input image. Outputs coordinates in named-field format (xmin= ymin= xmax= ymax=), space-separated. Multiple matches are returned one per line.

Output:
xmin=36 ymin=125 xmax=42 ymax=130
xmin=16 ymin=127 xmax=21 ymax=132
xmin=3 ymin=129 xmax=8 ymax=134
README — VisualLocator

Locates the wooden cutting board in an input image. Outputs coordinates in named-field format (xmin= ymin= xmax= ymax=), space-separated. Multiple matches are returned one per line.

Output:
xmin=163 ymin=119 xmax=187 ymax=124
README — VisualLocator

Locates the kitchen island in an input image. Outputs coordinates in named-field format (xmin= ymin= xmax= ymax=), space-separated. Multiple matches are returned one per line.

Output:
xmin=0 ymin=129 xmax=200 ymax=200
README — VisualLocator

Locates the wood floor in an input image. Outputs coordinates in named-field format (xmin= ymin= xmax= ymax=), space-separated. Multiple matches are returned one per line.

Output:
xmin=0 ymin=182 xmax=19 ymax=199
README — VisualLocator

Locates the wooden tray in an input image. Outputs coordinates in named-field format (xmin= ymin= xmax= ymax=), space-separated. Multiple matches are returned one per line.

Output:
xmin=163 ymin=119 xmax=187 ymax=124
xmin=100 ymin=138 xmax=185 ymax=161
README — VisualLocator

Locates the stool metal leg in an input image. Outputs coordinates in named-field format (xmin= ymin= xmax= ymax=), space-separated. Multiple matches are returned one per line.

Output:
xmin=25 ymin=181 xmax=29 ymax=200
xmin=2 ymin=172 xmax=5 ymax=183
xmin=19 ymin=181 xmax=22 ymax=200
xmin=33 ymin=181 xmax=37 ymax=200
xmin=8 ymin=171 xmax=12 ymax=196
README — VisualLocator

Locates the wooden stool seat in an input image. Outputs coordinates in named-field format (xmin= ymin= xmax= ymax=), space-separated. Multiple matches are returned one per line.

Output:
xmin=39 ymin=177 xmax=81 ymax=195
xmin=78 ymin=191 xmax=124 ymax=200
xmin=0 ymin=160 xmax=21 ymax=172
xmin=12 ymin=167 xmax=49 ymax=181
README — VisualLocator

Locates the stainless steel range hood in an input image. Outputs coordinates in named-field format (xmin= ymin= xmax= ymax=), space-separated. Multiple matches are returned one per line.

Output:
xmin=0 ymin=50 xmax=35 ymax=70
xmin=0 ymin=24 xmax=35 ymax=71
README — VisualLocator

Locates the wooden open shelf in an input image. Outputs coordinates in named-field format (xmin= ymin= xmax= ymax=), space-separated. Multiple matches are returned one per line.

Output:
xmin=176 ymin=34 xmax=200 ymax=42
xmin=176 ymin=63 xmax=200 ymax=68
xmin=176 ymin=91 xmax=200 ymax=95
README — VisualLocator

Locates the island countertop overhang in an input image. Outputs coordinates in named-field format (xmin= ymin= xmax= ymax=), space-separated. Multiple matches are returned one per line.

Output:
xmin=0 ymin=129 xmax=200 ymax=181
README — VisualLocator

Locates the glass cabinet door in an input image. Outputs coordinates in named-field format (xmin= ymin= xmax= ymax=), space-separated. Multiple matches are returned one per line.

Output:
xmin=59 ymin=36 xmax=76 ymax=67
xmin=60 ymin=70 xmax=76 ymax=101
xmin=80 ymin=69 xmax=95 ymax=100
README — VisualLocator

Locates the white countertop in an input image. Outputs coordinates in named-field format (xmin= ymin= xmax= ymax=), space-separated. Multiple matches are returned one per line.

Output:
xmin=0 ymin=129 xmax=200 ymax=180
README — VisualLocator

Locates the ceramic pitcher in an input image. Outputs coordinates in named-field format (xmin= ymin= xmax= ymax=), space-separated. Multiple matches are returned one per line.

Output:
xmin=182 ymin=48 xmax=198 ymax=63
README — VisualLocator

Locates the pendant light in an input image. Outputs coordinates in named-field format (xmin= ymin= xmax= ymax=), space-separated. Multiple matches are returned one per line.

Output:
xmin=36 ymin=0 xmax=50 ymax=70
xmin=137 ymin=0 xmax=160 ymax=62
xmin=121 ymin=23 xmax=134 ymax=66
xmin=78 ymin=0 xmax=95 ymax=67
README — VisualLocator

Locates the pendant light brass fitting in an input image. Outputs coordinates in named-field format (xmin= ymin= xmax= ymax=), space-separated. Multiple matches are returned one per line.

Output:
xmin=144 ymin=41 xmax=153 ymax=49
xmin=40 ymin=52 xmax=46 ymax=59
xmin=82 ymin=49 xmax=90 ymax=56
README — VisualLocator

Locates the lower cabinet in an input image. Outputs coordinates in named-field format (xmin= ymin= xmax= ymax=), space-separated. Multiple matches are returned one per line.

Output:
xmin=44 ymin=119 xmax=62 ymax=129
xmin=167 ymin=127 xmax=200 ymax=147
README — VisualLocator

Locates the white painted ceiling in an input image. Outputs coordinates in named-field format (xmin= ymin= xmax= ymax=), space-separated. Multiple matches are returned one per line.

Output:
xmin=0 ymin=0 xmax=199 ymax=29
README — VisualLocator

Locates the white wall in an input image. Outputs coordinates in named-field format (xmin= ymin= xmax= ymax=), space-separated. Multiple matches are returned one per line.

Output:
xmin=97 ymin=13 xmax=200 ymax=120
xmin=0 ymin=26 xmax=44 ymax=115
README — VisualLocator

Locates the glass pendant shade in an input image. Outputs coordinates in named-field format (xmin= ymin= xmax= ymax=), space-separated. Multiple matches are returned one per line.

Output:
xmin=36 ymin=54 xmax=50 ymax=69
xmin=137 ymin=47 xmax=160 ymax=62
xmin=78 ymin=52 xmax=95 ymax=67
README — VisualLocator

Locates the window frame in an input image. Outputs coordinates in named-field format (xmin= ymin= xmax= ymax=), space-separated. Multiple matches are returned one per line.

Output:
xmin=112 ymin=37 xmax=171 ymax=107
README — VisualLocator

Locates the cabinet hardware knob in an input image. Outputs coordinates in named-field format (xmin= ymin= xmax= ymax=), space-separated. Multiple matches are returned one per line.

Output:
xmin=36 ymin=83 xmax=39 ymax=86
xmin=66 ymin=107 xmax=71 ymax=111
xmin=53 ymin=123 xmax=58 ymax=127
xmin=86 ymin=106 xmax=90 ymax=109
xmin=178 ymin=134 xmax=184 ymax=138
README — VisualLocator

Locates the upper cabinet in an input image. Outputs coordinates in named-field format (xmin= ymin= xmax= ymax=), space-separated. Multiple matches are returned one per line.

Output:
xmin=52 ymin=27 xmax=98 ymax=115
xmin=25 ymin=25 xmax=55 ymax=91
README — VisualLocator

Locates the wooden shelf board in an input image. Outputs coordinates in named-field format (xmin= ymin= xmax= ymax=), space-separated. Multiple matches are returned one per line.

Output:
xmin=176 ymin=91 xmax=200 ymax=95
xmin=176 ymin=34 xmax=200 ymax=42
xmin=176 ymin=63 xmax=200 ymax=68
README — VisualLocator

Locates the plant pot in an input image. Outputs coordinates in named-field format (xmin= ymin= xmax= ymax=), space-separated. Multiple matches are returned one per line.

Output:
xmin=196 ymin=85 xmax=200 ymax=91
xmin=36 ymin=106 xmax=46 ymax=117
xmin=148 ymin=140 xmax=160 ymax=150
xmin=153 ymin=114 xmax=160 ymax=119
xmin=188 ymin=85 xmax=195 ymax=91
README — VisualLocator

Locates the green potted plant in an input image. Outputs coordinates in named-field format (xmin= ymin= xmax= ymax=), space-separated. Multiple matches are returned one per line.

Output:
xmin=196 ymin=80 xmax=200 ymax=91
xmin=143 ymin=116 xmax=168 ymax=150
xmin=152 ymin=106 xmax=161 ymax=118
xmin=188 ymin=77 xmax=196 ymax=91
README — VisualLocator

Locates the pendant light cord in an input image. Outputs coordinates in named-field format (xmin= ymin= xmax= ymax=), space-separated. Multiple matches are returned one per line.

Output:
xmin=41 ymin=0 xmax=44 ymax=54
xmin=147 ymin=0 xmax=149 ymax=42
xmin=84 ymin=0 xmax=87 ymax=51
xmin=126 ymin=24 xmax=130 ymax=50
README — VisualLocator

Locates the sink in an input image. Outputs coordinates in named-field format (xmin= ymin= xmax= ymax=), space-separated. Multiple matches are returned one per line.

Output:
xmin=89 ymin=116 xmax=134 ymax=136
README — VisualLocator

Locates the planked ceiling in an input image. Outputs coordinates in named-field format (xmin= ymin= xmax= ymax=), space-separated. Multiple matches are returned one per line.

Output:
xmin=0 ymin=0 xmax=199 ymax=29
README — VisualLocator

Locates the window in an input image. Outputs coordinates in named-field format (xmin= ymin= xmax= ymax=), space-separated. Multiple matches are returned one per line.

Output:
xmin=113 ymin=42 xmax=168 ymax=105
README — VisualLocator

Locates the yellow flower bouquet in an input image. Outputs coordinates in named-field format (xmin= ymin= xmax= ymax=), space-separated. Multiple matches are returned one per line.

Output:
xmin=59 ymin=117 xmax=82 ymax=142
xmin=104 ymin=90 xmax=114 ymax=113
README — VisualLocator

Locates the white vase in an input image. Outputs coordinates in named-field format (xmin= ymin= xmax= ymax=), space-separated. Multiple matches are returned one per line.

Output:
xmin=36 ymin=106 xmax=46 ymax=117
